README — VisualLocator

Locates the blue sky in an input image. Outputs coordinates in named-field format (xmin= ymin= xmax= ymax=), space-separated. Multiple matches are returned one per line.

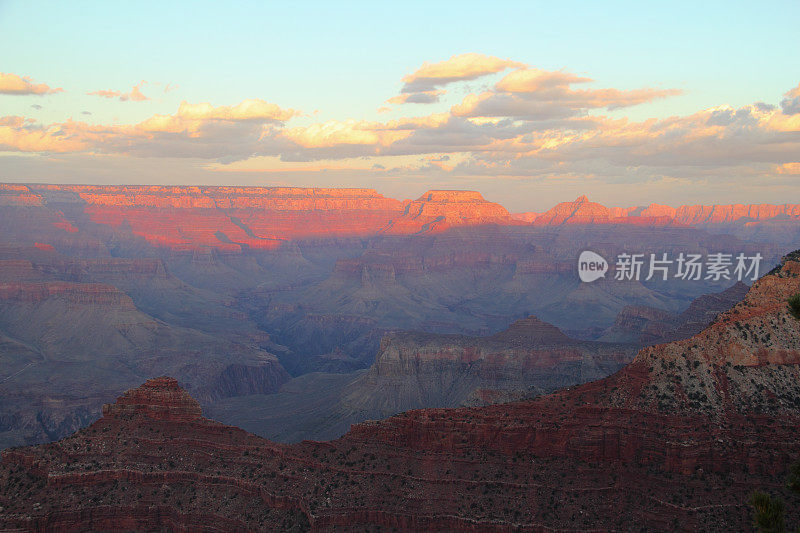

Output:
xmin=1 ymin=0 xmax=799 ymax=210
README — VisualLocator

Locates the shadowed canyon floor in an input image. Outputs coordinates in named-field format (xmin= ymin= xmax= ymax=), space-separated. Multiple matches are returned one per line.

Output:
xmin=2 ymin=250 xmax=800 ymax=531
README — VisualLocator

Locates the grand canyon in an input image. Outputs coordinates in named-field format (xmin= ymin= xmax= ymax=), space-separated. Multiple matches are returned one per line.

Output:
xmin=1 ymin=184 xmax=797 ymax=449
xmin=0 ymin=184 xmax=799 ymax=530
xmin=3 ymin=8 xmax=798 ymax=530
xmin=2 ymin=247 xmax=800 ymax=530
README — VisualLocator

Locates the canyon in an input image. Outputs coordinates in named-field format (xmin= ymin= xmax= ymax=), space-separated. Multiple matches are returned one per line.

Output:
xmin=2 ymin=250 xmax=800 ymax=530
xmin=208 ymin=283 xmax=748 ymax=443
xmin=0 ymin=183 xmax=797 ymax=450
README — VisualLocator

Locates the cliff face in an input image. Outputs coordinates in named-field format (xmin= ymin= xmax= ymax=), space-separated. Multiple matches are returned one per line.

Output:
xmin=0 ymin=269 xmax=289 ymax=450
xmin=382 ymin=190 xmax=515 ymax=234
xmin=3 ymin=184 xmax=799 ymax=252
xmin=0 ymin=184 xmax=519 ymax=252
xmin=599 ymin=282 xmax=749 ymax=345
xmin=533 ymin=194 xmax=800 ymax=228
xmin=3 ymin=252 xmax=800 ymax=531
xmin=337 ymin=317 xmax=634 ymax=417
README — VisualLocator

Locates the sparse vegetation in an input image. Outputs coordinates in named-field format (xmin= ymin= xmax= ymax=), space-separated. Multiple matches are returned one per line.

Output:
xmin=750 ymin=459 xmax=800 ymax=532
xmin=788 ymin=294 xmax=800 ymax=320
xmin=750 ymin=491 xmax=786 ymax=532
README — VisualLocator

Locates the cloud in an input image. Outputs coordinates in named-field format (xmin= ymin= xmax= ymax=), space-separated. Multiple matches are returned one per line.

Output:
xmin=387 ymin=90 xmax=445 ymax=105
xmin=0 ymin=116 xmax=90 ymax=153
xmin=776 ymin=162 xmax=800 ymax=175
xmin=401 ymin=53 xmax=522 ymax=93
xmin=390 ymin=53 xmax=521 ymax=105
xmin=122 ymin=81 xmax=148 ymax=101
xmin=451 ymin=67 xmax=681 ymax=119
xmin=173 ymin=99 xmax=297 ymax=122
xmin=781 ymin=83 xmax=800 ymax=115
xmin=87 ymin=81 xmax=150 ymax=101
xmin=1 ymin=58 xmax=797 ymax=196
xmin=0 ymin=98 xmax=299 ymax=160
xmin=495 ymin=68 xmax=592 ymax=93
xmin=0 ymin=73 xmax=63 ymax=95
xmin=87 ymin=89 xmax=122 ymax=99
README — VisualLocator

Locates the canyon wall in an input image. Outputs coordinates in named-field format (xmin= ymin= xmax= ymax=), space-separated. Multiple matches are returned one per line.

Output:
xmin=3 ymin=251 xmax=800 ymax=530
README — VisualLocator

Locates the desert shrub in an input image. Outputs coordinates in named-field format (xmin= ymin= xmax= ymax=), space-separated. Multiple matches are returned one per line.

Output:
xmin=750 ymin=490 xmax=786 ymax=533
xmin=788 ymin=294 xmax=800 ymax=320
xmin=787 ymin=460 xmax=800 ymax=495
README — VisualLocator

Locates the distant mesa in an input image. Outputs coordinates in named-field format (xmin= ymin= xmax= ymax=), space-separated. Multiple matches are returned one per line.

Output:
xmin=1 ymin=184 xmax=799 ymax=251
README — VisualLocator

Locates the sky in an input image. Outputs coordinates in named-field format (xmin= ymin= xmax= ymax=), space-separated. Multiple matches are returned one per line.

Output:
xmin=1 ymin=0 xmax=799 ymax=211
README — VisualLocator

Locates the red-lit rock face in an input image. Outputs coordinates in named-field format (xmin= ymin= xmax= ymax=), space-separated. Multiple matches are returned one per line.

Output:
xmin=3 ymin=184 xmax=800 ymax=252
xmin=533 ymin=195 xmax=800 ymax=227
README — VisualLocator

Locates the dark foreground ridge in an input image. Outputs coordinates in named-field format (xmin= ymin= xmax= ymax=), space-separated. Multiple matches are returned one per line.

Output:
xmin=2 ymin=250 xmax=800 ymax=531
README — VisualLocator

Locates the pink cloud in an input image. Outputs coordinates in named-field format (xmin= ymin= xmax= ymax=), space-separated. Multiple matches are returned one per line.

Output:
xmin=0 ymin=73 xmax=63 ymax=95
xmin=87 ymin=89 xmax=122 ymax=99
xmin=87 ymin=81 xmax=150 ymax=101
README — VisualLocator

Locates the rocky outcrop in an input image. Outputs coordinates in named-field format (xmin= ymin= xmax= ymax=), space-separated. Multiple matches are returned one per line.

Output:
xmin=599 ymin=304 xmax=676 ymax=344
xmin=102 ymin=377 xmax=202 ymax=421
xmin=533 ymin=195 xmax=616 ymax=225
xmin=660 ymin=281 xmax=749 ymax=342
xmin=531 ymin=194 xmax=800 ymax=228
xmin=0 ymin=276 xmax=289 ymax=449
xmin=337 ymin=316 xmax=635 ymax=418
xmin=0 ymin=281 xmax=136 ymax=307
xmin=382 ymin=190 xmax=514 ymax=235
xmin=599 ymin=282 xmax=749 ymax=345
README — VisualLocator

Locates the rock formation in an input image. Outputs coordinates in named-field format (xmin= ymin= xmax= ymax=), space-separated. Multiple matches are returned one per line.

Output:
xmin=3 ymin=251 xmax=800 ymax=530
xmin=600 ymin=281 xmax=749 ymax=344
xmin=6 ymin=184 xmax=796 ymax=252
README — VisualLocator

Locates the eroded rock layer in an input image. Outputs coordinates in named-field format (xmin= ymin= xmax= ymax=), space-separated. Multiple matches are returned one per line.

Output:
xmin=3 ymin=251 xmax=800 ymax=531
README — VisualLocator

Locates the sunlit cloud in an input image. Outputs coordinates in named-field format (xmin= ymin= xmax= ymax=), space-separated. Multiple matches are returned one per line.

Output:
xmin=776 ymin=162 xmax=800 ymax=175
xmin=401 ymin=53 xmax=522 ymax=92
xmin=0 ymin=98 xmax=299 ymax=159
xmin=0 ymin=58 xmax=798 ymax=197
xmin=451 ymin=67 xmax=682 ymax=119
xmin=174 ymin=99 xmax=297 ymax=122
xmin=87 ymin=89 xmax=122 ymax=99
xmin=0 ymin=72 xmax=63 ymax=95
xmin=0 ymin=116 xmax=90 ymax=152
xmin=87 ymin=81 xmax=150 ymax=101
xmin=391 ymin=53 xmax=521 ymax=105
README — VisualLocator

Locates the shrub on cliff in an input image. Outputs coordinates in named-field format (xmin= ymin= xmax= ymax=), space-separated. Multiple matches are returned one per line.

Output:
xmin=750 ymin=490 xmax=786 ymax=532
xmin=788 ymin=460 xmax=800 ymax=495
xmin=750 ymin=459 xmax=800 ymax=533
xmin=789 ymin=294 xmax=800 ymax=320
